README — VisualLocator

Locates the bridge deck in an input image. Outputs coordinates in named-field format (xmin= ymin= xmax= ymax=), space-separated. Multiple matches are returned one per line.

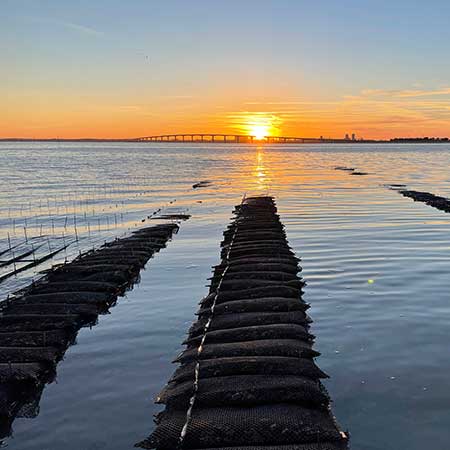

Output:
xmin=134 ymin=134 xmax=333 ymax=143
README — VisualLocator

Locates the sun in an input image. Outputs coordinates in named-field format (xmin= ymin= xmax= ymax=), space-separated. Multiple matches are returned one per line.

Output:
xmin=250 ymin=124 xmax=269 ymax=140
xmin=231 ymin=113 xmax=281 ymax=139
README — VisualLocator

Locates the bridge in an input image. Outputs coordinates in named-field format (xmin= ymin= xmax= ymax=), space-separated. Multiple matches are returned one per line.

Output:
xmin=133 ymin=134 xmax=337 ymax=143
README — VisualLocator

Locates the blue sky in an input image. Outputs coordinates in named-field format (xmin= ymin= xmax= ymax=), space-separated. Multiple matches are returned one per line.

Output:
xmin=2 ymin=0 xmax=450 ymax=138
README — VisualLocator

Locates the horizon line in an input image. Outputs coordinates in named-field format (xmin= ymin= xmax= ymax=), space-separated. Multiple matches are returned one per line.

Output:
xmin=1 ymin=135 xmax=449 ymax=144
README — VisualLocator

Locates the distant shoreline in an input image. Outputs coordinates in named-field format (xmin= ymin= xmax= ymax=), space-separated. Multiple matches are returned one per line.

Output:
xmin=0 ymin=138 xmax=449 ymax=144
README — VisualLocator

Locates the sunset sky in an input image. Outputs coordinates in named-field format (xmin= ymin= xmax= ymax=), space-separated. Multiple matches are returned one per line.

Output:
xmin=2 ymin=0 xmax=450 ymax=139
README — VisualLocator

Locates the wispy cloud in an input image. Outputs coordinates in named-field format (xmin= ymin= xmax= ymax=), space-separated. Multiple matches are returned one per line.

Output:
xmin=114 ymin=105 xmax=143 ymax=112
xmin=57 ymin=20 xmax=104 ymax=37
xmin=244 ymin=101 xmax=340 ymax=106
xmin=25 ymin=16 xmax=105 ymax=38
xmin=221 ymin=85 xmax=450 ymax=138
xmin=358 ymin=87 xmax=450 ymax=98
xmin=161 ymin=95 xmax=195 ymax=100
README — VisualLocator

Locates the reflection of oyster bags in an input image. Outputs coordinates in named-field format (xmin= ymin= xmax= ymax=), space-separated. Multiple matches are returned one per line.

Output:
xmin=16 ymin=387 xmax=43 ymax=419
xmin=0 ymin=223 xmax=180 ymax=439
xmin=137 ymin=196 xmax=348 ymax=449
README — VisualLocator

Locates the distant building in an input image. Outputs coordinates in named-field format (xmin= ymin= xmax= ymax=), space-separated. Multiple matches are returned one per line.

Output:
xmin=345 ymin=133 xmax=350 ymax=140
xmin=351 ymin=133 xmax=356 ymax=141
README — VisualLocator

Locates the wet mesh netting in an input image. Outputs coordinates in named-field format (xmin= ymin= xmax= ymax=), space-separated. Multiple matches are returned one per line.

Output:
xmin=198 ymin=297 xmax=310 ymax=316
xmin=184 ymin=444 xmax=349 ymax=450
xmin=186 ymin=442 xmax=347 ymax=450
xmin=188 ymin=311 xmax=310 ymax=337
xmin=184 ymin=323 xmax=313 ymax=346
xmin=169 ymin=356 xmax=328 ymax=384
xmin=176 ymin=339 xmax=319 ymax=364
xmin=158 ymin=374 xmax=329 ymax=408
xmin=136 ymin=196 xmax=348 ymax=449
xmin=140 ymin=404 xmax=345 ymax=449
xmin=0 ymin=224 xmax=179 ymax=439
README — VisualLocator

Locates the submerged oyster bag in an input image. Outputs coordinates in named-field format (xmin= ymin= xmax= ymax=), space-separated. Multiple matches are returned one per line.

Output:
xmin=0 ymin=223 xmax=180 ymax=439
xmin=137 ymin=196 xmax=348 ymax=449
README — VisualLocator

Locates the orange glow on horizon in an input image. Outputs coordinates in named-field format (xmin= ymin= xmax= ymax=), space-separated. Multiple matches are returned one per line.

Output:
xmin=2 ymin=93 xmax=449 ymax=140
xmin=232 ymin=113 xmax=281 ymax=139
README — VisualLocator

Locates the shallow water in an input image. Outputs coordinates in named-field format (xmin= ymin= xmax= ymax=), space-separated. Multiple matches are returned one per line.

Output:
xmin=1 ymin=142 xmax=450 ymax=450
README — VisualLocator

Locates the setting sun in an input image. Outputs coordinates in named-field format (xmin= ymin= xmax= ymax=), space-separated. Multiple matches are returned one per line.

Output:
xmin=230 ymin=113 xmax=281 ymax=139
xmin=251 ymin=125 xmax=269 ymax=140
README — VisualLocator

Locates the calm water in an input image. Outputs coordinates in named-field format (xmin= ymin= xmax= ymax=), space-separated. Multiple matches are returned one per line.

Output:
xmin=1 ymin=142 xmax=450 ymax=450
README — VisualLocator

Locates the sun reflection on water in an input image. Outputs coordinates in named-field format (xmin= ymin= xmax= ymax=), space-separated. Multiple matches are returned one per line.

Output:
xmin=253 ymin=146 xmax=272 ymax=193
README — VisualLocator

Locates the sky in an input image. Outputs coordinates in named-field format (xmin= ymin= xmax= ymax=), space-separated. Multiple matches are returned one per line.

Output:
xmin=2 ymin=0 xmax=450 ymax=139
